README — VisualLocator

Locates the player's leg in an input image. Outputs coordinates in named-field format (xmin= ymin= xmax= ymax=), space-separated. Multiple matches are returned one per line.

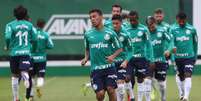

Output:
xmin=125 ymin=58 xmax=135 ymax=101
xmin=115 ymin=61 xmax=126 ymax=101
xmin=25 ymin=58 xmax=35 ymax=101
xmin=135 ymin=59 xmax=147 ymax=101
xmin=149 ymin=62 xmax=157 ymax=101
xmin=91 ymin=69 xmax=105 ymax=101
xmin=10 ymin=56 xmax=20 ymax=101
xmin=19 ymin=55 xmax=31 ymax=88
xmin=36 ymin=62 xmax=47 ymax=98
xmin=137 ymin=59 xmax=152 ymax=101
xmin=105 ymin=67 xmax=117 ymax=101
xmin=175 ymin=59 xmax=185 ymax=100
xmin=183 ymin=58 xmax=194 ymax=101
xmin=155 ymin=62 xmax=168 ymax=101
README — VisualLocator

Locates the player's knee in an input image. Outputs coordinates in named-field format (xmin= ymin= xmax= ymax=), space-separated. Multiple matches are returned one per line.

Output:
xmin=107 ymin=86 xmax=116 ymax=95
xmin=12 ymin=73 xmax=20 ymax=78
xmin=184 ymin=72 xmax=192 ymax=78
xmin=178 ymin=74 xmax=185 ymax=81
xmin=96 ymin=91 xmax=105 ymax=101
xmin=125 ymin=75 xmax=131 ymax=82
xmin=137 ymin=77 xmax=144 ymax=83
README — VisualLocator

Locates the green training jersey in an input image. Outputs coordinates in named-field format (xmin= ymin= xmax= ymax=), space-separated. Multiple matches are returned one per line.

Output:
xmin=32 ymin=28 xmax=54 ymax=63
xmin=4 ymin=20 xmax=37 ymax=56
xmin=84 ymin=27 xmax=122 ymax=71
xmin=157 ymin=21 xmax=170 ymax=32
xmin=126 ymin=23 xmax=154 ymax=62
xmin=150 ymin=27 xmax=172 ymax=63
xmin=113 ymin=27 xmax=133 ymax=61
xmin=157 ymin=21 xmax=175 ymax=62
xmin=104 ymin=19 xmax=130 ymax=29
xmin=170 ymin=23 xmax=198 ymax=59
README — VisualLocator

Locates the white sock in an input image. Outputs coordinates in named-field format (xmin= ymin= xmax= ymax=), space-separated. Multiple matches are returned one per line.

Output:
xmin=116 ymin=83 xmax=125 ymax=101
xmin=37 ymin=77 xmax=44 ymax=88
xmin=144 ymin=78 xmax=152 ymax=101
xmin=30 ymin=78 xmax=35 ymax=96
xmin=176 ymin=75 xmax=184 ymax=97
xmin=137 ymin=83 xmax=144 ymax=101
xmin=184 ymin=77 xmax=192 ymax=100
xmin=158 ymin=81 xmax=166 ymax=101
xmin=12 ymin=77 xmax=19 ymax=101
xmin=151 ymin=78 xmax=158 ymax=90
xmin=21 ymin=71 xmax=30 ymax=88
xmin=125 ymin=82 xmax=135 ymax=99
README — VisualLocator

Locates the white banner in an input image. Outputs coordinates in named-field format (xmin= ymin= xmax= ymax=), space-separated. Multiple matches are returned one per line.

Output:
xmin=193 ymin=0 xmax=201 ymax=55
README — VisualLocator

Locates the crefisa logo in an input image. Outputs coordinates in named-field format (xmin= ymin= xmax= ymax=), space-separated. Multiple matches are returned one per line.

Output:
xmin=44 ymin=14 xmax=111 ymax=39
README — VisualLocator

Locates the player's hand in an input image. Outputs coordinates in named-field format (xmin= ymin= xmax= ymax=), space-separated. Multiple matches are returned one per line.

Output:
xmin=106 ymin=55 xmax=115 ymax=63
xmin=120 ymin=60 xmax=128 ymax=68
xmin=81 ymin=58 xmax=88 ymax=66
xmin=164 ymin=50 xmax=170 ymax=58
xmin=173 ymin=48 xmax=177 ymax=54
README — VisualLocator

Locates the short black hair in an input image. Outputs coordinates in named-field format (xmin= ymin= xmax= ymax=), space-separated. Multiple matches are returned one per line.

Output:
xmin=154 ymin=8 xmax=164 ymax=14
xmin=13 ymin=5 xmax=28 ymax=20
xmin=89 ymin=9 xmax=103 ymax=16
xmin=176 ymin=12 xmax=187 ymax=19
xmin=112 ymin=15 xmax=122 ymax=22
xmin=146 ymin=16 xmax=156 ymax=25
xmin=129 ymin=10 xmax=139 ymax=19
xmin=112 ymin=4 xmax=122 ymax=12
xmin=37 ymin=18 xmax=46 ymax=28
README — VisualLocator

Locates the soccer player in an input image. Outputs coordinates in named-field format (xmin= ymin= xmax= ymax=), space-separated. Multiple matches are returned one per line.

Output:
xmin=111 ymin=15 xmax=134 ymax=101
xmin=146 ymin=16 xmax=172 ymax=101
xmin=25 ymin=19 xmax=54 ymax=101
xmin=126 ymin=10 xmax=154 ymax=101
xmin=104 ymin=4 xmax=122 ymax=29
xmin=170 ymin=12 xmax=198 ymax=101
xmin=4 ymin=5 xmax=37 ymax=101
xmin=152 ymin=8 xmax=174 ymax=100
xmin=154 ymin=8 xmax=170 ymax=32
xmin=81 ymin=9 xmax=123 ymax=101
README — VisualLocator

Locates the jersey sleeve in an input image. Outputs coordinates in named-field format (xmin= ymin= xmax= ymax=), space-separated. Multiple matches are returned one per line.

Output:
xmin=4 ymin=24 xmax=12 ymax=49
xmin=110 ymin=32 xmax=122 ymax=49
xmin=84 ymin=32 xmax=89 ymax=50
xmin=192 ymin=28 xmax=198 ymax=60
xmin=124 ymin=33 xmax=133 ymax=61
xmin=145 ymin=29 xmax=154 ymax=62
xmin=163 ymin=31 xmax=173 ymax=52
xmin=46 ymin=33 xmax=54 ymax=49
xmin=31 ymin=26 xmax=38 ymax=42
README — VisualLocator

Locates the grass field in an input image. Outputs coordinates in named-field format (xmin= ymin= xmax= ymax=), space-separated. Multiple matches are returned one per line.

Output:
xmin=0 ymin=76 xmax=201 ymax=101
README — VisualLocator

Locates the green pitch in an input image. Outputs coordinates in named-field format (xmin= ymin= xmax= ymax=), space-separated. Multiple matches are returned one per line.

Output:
xmin=0 ymin=76 xmax=201 ymax=101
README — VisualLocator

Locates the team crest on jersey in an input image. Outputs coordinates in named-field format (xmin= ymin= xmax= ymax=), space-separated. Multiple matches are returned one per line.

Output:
xmin=186 ymin=30 xmax=191 ymax=34
xmin=163 ymin=27 xmax=167 ymax=30
xmin=119 ymin=36 xmax=124 ymax=42
xmin=137 ymin=31 xmax=143 ymax=37
xmin=157 ymin=32 xmax=162 ymax=38
xmin=104 ymin=34 xmax=110 ymax=40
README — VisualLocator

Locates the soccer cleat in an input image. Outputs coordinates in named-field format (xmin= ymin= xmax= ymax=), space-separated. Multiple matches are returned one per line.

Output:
xmin=180 ymin=96 xmax=184 ymax=101
xmin=182 ymin=98 xmax=188 ymax=101
xmin=36 ymin=88 xmax=42 ymax=98
xmin=81 ymin=84 xmax=90 ymax=96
